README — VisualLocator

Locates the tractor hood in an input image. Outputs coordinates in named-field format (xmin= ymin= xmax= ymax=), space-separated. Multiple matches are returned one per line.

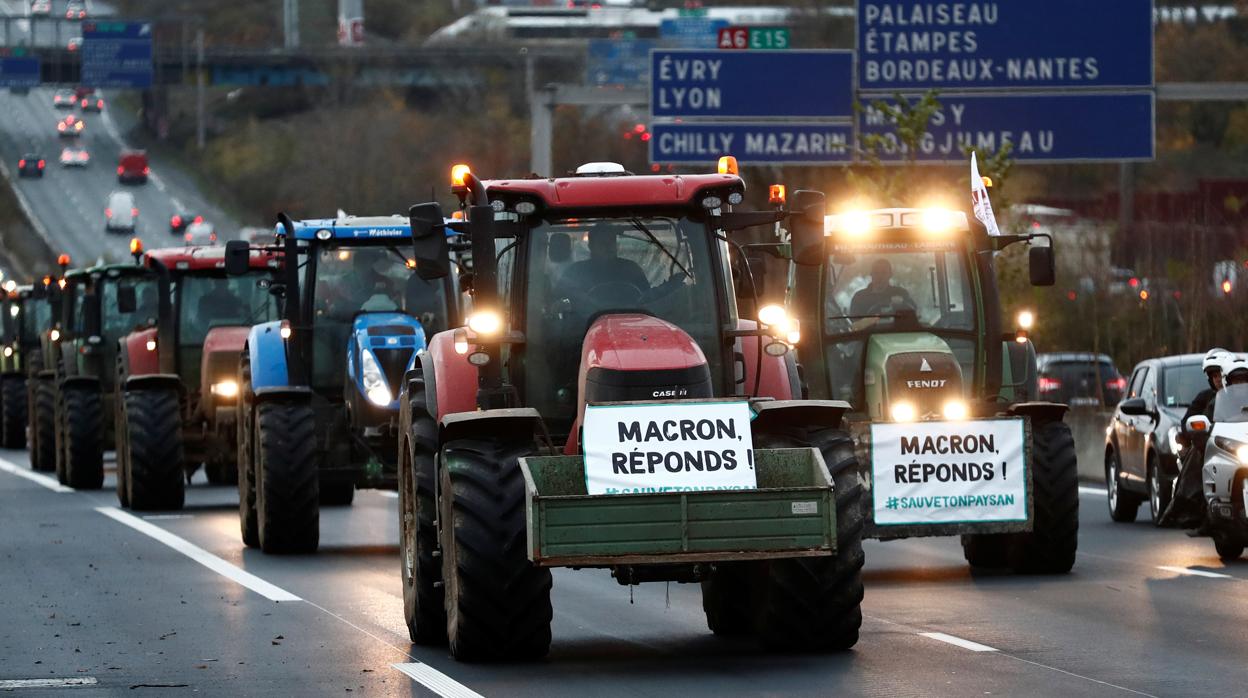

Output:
xmin=864 ymin=332 xmax=963 ymax=420
xmin=347 ymin=312 xmax=428 ymax=412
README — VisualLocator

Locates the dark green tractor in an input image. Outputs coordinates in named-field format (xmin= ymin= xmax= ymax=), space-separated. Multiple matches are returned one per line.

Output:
xmin=785 ymin=206 xmax=1077 ymax=574
xmin=26 ymin=275 xmax=65 ymax=472
xmin=1 ymin=283 xmax=50 ymax=449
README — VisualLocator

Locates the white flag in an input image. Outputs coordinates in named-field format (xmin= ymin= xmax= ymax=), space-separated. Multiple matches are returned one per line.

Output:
xmin=970 ymin=153 xmax=1001 ymax=236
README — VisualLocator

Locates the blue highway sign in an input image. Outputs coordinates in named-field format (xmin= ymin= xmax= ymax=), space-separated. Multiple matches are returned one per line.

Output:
xmin=651 ymin=50 xmax=854 ymax=119
xmin=0 ymin=57 xmax=40 ymax=88
xmin=857 ymin=0 xmax=1154 ymax=91
xmin=82 ymin=20 xmax=153 ymax=88
xmin=659 ymin=17 xmax=729 ymax=48
xmin=650 ymin=122 xmax=854 ymax=165
xmin=587 ymin=39 xmax=655 ymax=86
xmin=859 ymin=92 xmax=1155 ymax=163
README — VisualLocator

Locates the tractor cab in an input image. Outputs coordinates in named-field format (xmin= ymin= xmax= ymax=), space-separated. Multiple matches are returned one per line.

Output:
xmin=1 ymin=284 xmax=38 ymax=376
xmin=57 ymin=261 xmax=158 ymax=394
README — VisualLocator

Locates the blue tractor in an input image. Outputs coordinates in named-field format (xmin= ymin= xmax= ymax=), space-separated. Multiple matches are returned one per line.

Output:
xmin=230 ymin=214 xmax=459 ymax=553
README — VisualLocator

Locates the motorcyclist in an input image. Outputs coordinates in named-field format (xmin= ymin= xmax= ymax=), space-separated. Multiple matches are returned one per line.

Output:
xmin=1164 ymin=350 xmax=1237 ymax=529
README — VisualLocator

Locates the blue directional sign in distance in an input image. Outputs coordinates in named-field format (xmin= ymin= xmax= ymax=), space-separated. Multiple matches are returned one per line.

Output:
xmin=859 ymin=93 xmax=1155 ymax=163
xmin=659 ymin=17 xmax=729 ymax=48
xmin=82 ymin=21 xmax=153 ymax=88
xmin=587 ymin=39 xmax=655 ymax=86
xmin=0 ymin=57 xmax=40 ymax=88
xmin=651 ymin=50 xmax=854 ymax=119
xmin=857 ymin=0 xmax=1154 ymax=91
xmin=651 ymin=122 xmax=854 ymax=165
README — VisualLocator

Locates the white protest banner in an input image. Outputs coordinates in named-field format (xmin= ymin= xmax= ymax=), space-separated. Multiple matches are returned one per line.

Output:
xmin=871 ymin=418 xmax=1027 ymax=525
xmin=970 ymin=152 xmax=1002 ymax=236
xmin=582 ymin=401 xmax=756 ymax=496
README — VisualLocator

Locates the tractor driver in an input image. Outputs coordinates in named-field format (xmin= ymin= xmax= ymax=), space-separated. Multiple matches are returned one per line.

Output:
xmin=553 ymin=223 xmax=652 ymax=306
xmin=850 ymin=258 xmax=916 ymax=318
xmin=197 ymin=280 xmax=243 ymax=327
xmin=321 ymin=252 xmax=401 ymax=320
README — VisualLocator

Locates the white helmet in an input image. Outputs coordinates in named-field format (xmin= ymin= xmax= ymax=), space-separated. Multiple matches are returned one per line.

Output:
xmin=1203 ymin=348 xmax=1230 ymax=373
xmin=1223 ymin=355 xmax=1248 ymax=384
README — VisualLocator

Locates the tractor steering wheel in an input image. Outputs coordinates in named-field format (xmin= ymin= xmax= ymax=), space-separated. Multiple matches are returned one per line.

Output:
xmin=585 ymin=281 xmax=644 ymax=307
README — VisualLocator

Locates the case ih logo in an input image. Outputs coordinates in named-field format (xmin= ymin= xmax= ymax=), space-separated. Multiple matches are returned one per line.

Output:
xmin=906 ymin=379 xmax=948 ymax=389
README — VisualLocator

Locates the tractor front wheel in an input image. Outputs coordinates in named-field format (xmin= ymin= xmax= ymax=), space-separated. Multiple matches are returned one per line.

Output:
xmin=1008 ymin=419 xmax=1079 ymax=574
xmin=254 ymin=401 xmax=319 ymax=554
xmin=400 ymin=379 xmax=446 ymax=645
xmin=123 ymin=389 xmax=185 ymax=510
xmin=701 ymin=562 xmax=757 ymax=636
xmin=1 ymin=375 xmax=27 ymax=448
xmin=31 ymin=378 xmax=56 ymax=472
xmin=440 ymin=436 xmax=552 ymax=661
xmin=59 ymin=385 xmax=103 ymax=490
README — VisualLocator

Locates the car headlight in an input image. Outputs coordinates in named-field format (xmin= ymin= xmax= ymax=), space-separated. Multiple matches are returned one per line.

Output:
xmin=890 ymin=401 xmax=917 ymax=422
xmin=360 ymin=349 xmax=392 ymax=406
xmin=210 ymin=380 xmax=238 ymax=399
xmin=1167 ymin=425 xmax=1182 ymax=454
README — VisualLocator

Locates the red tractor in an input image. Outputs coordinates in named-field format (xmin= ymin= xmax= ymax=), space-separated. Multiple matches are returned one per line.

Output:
xmin=395 ymin=160 xmax=864 ymax=660
xmin=114 ymin=245 xmax=281 ymax=510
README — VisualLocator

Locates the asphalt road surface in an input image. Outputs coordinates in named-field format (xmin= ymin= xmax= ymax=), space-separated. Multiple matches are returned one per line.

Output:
xmin=1 ymin=446 xmax=1244 ymax=696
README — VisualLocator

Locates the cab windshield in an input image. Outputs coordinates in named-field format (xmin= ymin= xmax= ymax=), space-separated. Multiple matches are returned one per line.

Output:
xmin=178 ymin=272 xmax=277 ymax=345
xmin=822 ymin=239 xmax=977 ymax=402
xmin=511 ymin=215 xmax=725 ymax=433
xmin=100 ymin=275 xmax=158 ymax=338
xmin=20 ymin=296 xmax=51 ymax=342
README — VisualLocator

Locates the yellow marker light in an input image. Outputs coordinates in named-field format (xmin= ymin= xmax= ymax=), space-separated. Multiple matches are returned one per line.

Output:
xmin=981 ymin=176 xmax=993 ymax=188
xmin=145 ymin=338 xmax=156 ymax=351
xmin=757 ymin=304 xmax=788 ymax=328
xmin=717 ymin=156 xmax=739 ymax=175
xmin=890 ymin=401 xmax=917 ymax=422
xmin=57 ymin=278 xmax=67 ymax=290
xmin=337 ymin=250 xmax=350 ymax=261
xmin=57 ymin=253 xmax=71 ymax=267
xmin=129 ymin=237 xmax=143 ymax=255
xmin=467 ymin=310 xmax=503 ymax=336
xmin=942 ymin=400 xmax=969 ymax=420
xmin=1016 ymin=310 xmax=1035 ymax=330
xmin=211 ymin=380 xmax=239 ymax=398
xmin=768 ymin=184 xmax=786 ymax=205
xmin=451 ymin=164 xmax=472 ymax=188
xmin=405 ymin=258 xmax=417 ymax=270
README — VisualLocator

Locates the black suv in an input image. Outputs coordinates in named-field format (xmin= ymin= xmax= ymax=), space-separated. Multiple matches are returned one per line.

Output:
xmin=17 ymin=153 xmax=44 ymax=178
xmin=1104 ymin=353 xmax=1209 ymax=525
xmin=1037 ymin=352 xmax=1126 ymax=407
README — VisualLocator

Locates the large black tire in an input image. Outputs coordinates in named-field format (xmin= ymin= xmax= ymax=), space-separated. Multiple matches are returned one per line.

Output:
xmin=123 ymin=389 xmax=186 ymax=510
xmin=1213 ymin=533 xmax=1244 ymax=561
xmin=960 ymin=532 xmax=1012 ymax=569
xmin=701 ymin=562 xmax=757 ymax=636
xmin=440 ymin=436 xmax=552 ymax=661
xmin=236 ymin=371 xmax=259 ymax=547
xmin=255 ymin=401 xmax=319 ymax=554
xmin=206 ymin=458 xmax=238 ymax=486
xmin=1 ymin=375 xmax=27 ymax=448
xmin=1009 ymin=419 xmax=1079 ymax=574
xmin=1106 ymin=447 xmax=1140 ymax=523
xmin=399 ymin=377 xmax=446 ymax=645
xmin=113 ymin=383 xmax=130 ymax=507
xmin=59 ymin=386 xmax=104 ymax=489
xmin=751 ymin=427 xmax=864 ymax=651
xmin=31 ymin=378 xmax=56 ymax=472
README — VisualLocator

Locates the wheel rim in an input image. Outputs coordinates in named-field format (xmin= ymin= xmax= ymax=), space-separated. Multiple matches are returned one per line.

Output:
xmin=1108 ymin=460 xmax=1120 ymax=511
xmin=1150 ymin=464 xmax=1161 ymax=517
xmin=1241 ymin=479 xmax=1248 ymax=520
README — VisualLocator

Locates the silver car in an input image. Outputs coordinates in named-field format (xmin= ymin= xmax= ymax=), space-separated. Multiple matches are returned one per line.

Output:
xmin=1197 ymin=383 xmax=1248 ymax=559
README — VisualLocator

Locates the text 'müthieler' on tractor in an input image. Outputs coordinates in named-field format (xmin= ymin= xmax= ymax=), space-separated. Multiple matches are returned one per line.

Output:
xmin=785 ymin=199 xmax=1078 ymax=574
xmin=228 ymin=214 xmax=459 ymax=553
xmin=114 ymin=243 xmax=283 ymax=510
xmin=396 ymin=158 xmax=864 ymax=662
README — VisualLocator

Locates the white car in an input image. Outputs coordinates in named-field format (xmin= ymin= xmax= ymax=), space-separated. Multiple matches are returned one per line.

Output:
xmin=30 ymin=0 xmax=51 ymax=16
xmin=183 ymin=220 xmax=217 ymax=246
xmin=59 ymin=147 xmax=89 ymax=168
xmin=1195 ymin=383 xmax=1248 ymax=560
xmin=105 ymin=191 xmax=137 ymax=234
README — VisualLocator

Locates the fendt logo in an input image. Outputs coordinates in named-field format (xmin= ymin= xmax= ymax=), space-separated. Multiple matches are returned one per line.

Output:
xmin=906 ymin=379 xmax=947 ymax=389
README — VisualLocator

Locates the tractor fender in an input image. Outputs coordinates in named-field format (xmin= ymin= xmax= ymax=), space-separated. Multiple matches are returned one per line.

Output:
xmin=734 ymin=320 xmax=798 ymax=400
xmin=200 ymin=326 xmax=250 ymax=400
xmin=120 ymin=328 xmax=160 ymax=378
xmin=440 ymin=408 xmax=544 ymax=446
xmin=424 ymin=329 xmax=478 ymax=420
xmin=1006 ymin=401 xmax=1069 ymax=424
xmin=253 ymin=385 xmax=314 ymax=406
xmin=245 ymin=322 xmax=291 ymax=391
xmin=751 ymin=399 xmax=852 ymax=434
xmin=123 ymin=374 xmax=184 ymax=394
xmin=60 ymin=374 xmax=101 ymax=391
xmin=403 ymin=350 xmax=439 ymax=420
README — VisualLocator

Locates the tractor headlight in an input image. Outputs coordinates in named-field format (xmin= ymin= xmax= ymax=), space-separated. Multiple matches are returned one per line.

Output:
xmin=758 ymin=304 xmax=788 ymax=327
xmin=2 ymin=346 xmax=11 ymax=358
xmin=211 ymin=380 xmax=239 ymax=399
xmin=50 ymin=328 xmax=61 ymax=342
xmin=467 ymin=310 xmax=503 ymax=336
xmin=942 ymin=399 xmax=969 ymax=421
xmin=360 ymin=349 xmax=392 ymax=407
xmin=890 ymin=401 xmax=917 ymax=423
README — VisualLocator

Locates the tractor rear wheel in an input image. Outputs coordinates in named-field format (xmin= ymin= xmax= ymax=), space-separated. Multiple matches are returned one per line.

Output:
xmin=701 ymin=562 xmax=758 ymax=636
xmin=960 ymin=533 xmax=1011 ymax=569
xmin=1009 ymin=419 xmax=1079 ymax=574
xmin=255 ymin=401 xmax=319 ymax=554
xmin=752 ymin=427 xmax=864 ymax=651
xmin=236 ymin=365 xmax=259 ymax=546
xmin=31 ymin=378 xmax=56 ymax=472
xmin=400 ymin=377 xmax=446 ymax=645
xmin=113 ymin=384 xmax=130 ymax=507
xmin=59 ymin=385 xmax=103 ymax=489
xmin=123 ymin=389 xmax=185 ymax=510
xmin=1 ymin=375 xmax=27 ymax=448
xmin=440 ymin=436 xmax=552 ymax=661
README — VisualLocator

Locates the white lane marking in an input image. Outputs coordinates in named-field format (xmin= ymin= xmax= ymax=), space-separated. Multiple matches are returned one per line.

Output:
xmin=95 ymin=506 xmax=302 ymax=602
xmin=919 ymin=631 xmax=998 ymax=652
xmin=376 ymin=490 xmax=399 ymax=499
xmin=1078 ymin=486 xmax=1106 ymax=496
xmin=0 ymin=677 xmax=99 ymax=689
xmin=1157 ymin=565 xmax=1233 ymax=579
xmin=392 ymin=663 xmax=484 ymax=698
xmin=142 ymin=514 xmax=192 ymax=520
xmin=0 ymin=456 xmax=74 ymax=492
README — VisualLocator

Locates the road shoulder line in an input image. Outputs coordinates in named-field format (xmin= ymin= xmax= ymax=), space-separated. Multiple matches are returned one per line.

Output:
xmin=0 ymin=456 xmax=73 ymax=492
xmin=919 ymin=631 xmax=998 ymax=652
xmin=392 ymin=663 xmax=484 ymax=698
xmin=95 ymin=506 xmax=301 ymax=602
xmin=1157 ymin=565 xmax=1233 ymax=579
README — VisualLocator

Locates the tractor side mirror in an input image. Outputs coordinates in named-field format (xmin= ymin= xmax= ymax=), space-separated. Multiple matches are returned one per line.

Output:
xmin=1029 ymin=245 xmax=1056 ymax=286
xmin=1184 ymin=415 xmax=1211 ymax=434
xmin=788 ymin=189 xmax=827 ymax=267
xmin=548 ymin=233 xmax=571 ymax=264
xmin=116 ymin=285 xmax=136 ymax=314
xmin=224 ymin=240 xmax=250 ymax=276
xmin=1119 ymin=397 xmax=1148 ymax=416
xmin=409 ymin=202 xmax=451 ymax=281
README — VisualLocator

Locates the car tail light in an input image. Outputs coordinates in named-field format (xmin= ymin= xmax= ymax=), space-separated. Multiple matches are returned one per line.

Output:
xmin=171 ymin=215 xmax=182 ymax=227
xmin=193 ymin=215 xmax=203 ymax=224
xmin=1038 ymin=377 xmax=1062 ymax=393
xmin=80 ymin=99 xmax=86 ymax=107
xmin=142 ymin=166 xmax=150 ymax=174
xmin=184 ymin=233 xmax=192 ymax=242
xmin=79 ymin=152 xmax=88 ymax=161
xmin=116 ymin=166 xmax=124 ymax=175
xmin=209 ymin=233 xmax=217 ymax=242
xmin=38 ymin=160 xmax=45 ymax=168
xmin=97 ymin=100 xmax=103 ymax=109
xmin=105 ymin=208 xmax=113 ymax=218
xmin=131 ymin=207 xmax=139 ymax=217
xmin=18 ymin=160 xmax=25 ymax=168
xmin=1106 ymin=376 xmax=1127 ymax=393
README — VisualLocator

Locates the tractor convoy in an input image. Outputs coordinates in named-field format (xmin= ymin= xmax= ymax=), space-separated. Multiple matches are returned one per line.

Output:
xmin=4 ymin=156 xmax=1080 ymax=663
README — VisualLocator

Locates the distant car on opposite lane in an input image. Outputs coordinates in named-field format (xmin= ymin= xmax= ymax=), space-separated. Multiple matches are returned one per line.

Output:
xmin=29 ymin=0 xmax=51 ymax=16
xmin=65 ymin=0 xmax=86 ymax=20
xmin=57 ymin=115 xmax=85 ymax=138
xmin=17 ymin=154 xmax=45 ymax=178
xmin=169 ymin=212 xmax=201 ymax=234
xmin=80 ymin=95 xmax=104 ymax=112
xmin=59 ymin=147 xmax=89 ymax=168
xmin=105 ymin=191 xmax=138 ymax=234
xmin=53 ymin=89 xmax=76 ymax=109
xmin=117 ymin=151 xmax=149 ymax=184
xmin=1104 ymin=353 xmax=1208 ymax=526
xmin=1037 ymin=352 xmax=1127 ymax=408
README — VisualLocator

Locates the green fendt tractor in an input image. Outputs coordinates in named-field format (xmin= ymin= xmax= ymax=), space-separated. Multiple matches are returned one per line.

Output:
xmin=0 ymin=283 xmax=49 ymax=448
xmin=786 ymin=206 xmax=1077 ymax=574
